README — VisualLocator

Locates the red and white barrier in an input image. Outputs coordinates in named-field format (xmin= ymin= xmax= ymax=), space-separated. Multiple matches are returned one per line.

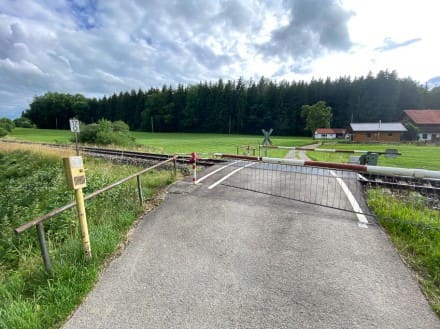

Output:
xmin=259 ymin=145 xmax=400 ymax=155
xmin=214 ymin=153 xmax=440 ymax=180
xmin=263 ymin=157 xmax=440 ymax=180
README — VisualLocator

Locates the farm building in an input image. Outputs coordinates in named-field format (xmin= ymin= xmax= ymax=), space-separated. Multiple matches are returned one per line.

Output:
xmin=348 ymin=122 xmax=407 ymax=142
xmin=314 ymin=128 xmax=346 ymax=139
xmin=402 ymin=109 xmax=440 ymax=141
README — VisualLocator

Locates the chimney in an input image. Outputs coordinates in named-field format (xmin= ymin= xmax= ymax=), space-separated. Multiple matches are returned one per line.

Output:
xmin=379 ymin=120 xmax=381 ymax=128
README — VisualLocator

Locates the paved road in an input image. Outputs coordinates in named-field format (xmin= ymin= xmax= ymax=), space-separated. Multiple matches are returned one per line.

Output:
xmin=63 ymin=163 xmax=439 ymax=329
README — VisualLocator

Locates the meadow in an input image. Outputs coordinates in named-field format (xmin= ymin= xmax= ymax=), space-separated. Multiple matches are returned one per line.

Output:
xmin=8 ymin=128 xmax=312 ymax=158
xmin=308 ymin=141 xmax=440 ymax=171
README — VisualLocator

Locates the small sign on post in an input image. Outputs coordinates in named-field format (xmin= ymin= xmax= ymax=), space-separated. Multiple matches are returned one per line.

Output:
xmin=69 ymin=119 xmax=80 ymax=155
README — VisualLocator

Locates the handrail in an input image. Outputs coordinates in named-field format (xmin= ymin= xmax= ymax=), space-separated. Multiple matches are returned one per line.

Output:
xmin=15 ymin=157 xmax=176 ymax=234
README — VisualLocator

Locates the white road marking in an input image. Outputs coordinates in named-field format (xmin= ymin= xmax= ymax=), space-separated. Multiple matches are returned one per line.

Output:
xmin=195 ymin=160 xmax=241 ymax=184
xmin=330 ymin=171 xmax=369 ymax=228
xmin=208 ymin=162 xmax=256 ymax=190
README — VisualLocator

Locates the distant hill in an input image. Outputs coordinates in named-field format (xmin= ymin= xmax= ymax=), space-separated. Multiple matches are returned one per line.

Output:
xmin=426 ymin=76 xmax=440 ymax=89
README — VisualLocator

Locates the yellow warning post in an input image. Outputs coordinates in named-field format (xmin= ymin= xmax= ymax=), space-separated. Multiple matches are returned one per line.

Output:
xmin=63 ymin=156 xmax=92 ymax=260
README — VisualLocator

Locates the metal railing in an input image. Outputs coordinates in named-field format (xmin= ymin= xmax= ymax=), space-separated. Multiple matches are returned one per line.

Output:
xmin=217 ymin=159 xmax=440 ymax=229
xmin=15 ymin=157 xmax=177 ymax=274
xmin=220 ymin=160 xmax=371 ymax=216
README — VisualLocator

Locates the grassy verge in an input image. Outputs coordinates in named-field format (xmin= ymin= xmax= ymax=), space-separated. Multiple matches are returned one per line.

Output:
xmin=308 ymin=142 xmax=440 ymax=170
xmin=367 ymin=188 xmax=440 ymax=315
xmin=0 ymin=144 xmax=175 ymax=329
xmin=7 ymin=128 xmax=313 ymax=158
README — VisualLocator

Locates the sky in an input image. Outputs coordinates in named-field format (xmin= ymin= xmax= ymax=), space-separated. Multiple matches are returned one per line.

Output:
xmin=1 ymin=0 xmax=439 ymax=119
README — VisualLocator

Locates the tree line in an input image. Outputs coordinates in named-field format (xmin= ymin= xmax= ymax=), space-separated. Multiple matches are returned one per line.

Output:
xmin=22 ymin=70 xmax=440 ymax=136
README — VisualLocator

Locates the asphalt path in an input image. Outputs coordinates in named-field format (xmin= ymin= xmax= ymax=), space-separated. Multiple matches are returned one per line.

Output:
xmin=63 ymin=163 xmax=440 ymax=329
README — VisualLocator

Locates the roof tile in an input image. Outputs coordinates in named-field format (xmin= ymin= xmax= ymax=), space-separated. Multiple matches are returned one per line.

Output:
xmin=315 ymin=128 xmax=346 ymax=134
xmin=403 ymin=109 xmax=440 ymax=124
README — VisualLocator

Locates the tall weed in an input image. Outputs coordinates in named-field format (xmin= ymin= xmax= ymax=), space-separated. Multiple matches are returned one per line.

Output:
xmin=367 ymin=188 xmax=440 ymax=313
xmin=0 ymin=146 xmax=175 ymax=328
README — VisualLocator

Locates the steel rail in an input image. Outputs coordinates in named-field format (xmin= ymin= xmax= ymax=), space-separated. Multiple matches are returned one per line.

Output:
xmin=1 ymin=140 xmax=224 ymax=166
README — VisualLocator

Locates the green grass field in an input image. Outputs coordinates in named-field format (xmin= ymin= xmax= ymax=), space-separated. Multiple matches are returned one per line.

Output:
xmin=0 ymin=144 xmax=175 ymax=329
xmin=308 ymin=142 xmax=440 ymax=171
xmin=7 ymin=128 xmax=313 ymax=158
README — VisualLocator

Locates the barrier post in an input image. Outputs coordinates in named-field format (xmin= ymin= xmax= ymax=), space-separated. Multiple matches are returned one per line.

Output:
xmin=190 ymin=152 xmax=198 ymax=184
xmin=192 ymin=159 xmax=197 ymax=184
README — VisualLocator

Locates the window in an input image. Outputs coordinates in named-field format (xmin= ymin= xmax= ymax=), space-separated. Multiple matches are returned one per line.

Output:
xmin=322 ymin=134 xmax=327 ymax=138
xmin=388 ymin=133 xmax=393 ymax=137
xmin=422 ymin=133 xmax=428 ymax=140
xmin=366 ymin=133 xmax=371 ymax=138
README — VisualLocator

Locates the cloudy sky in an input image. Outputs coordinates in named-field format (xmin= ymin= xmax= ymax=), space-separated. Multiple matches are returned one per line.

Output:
xmin=1 ymin=0 xmax=439 ymax=118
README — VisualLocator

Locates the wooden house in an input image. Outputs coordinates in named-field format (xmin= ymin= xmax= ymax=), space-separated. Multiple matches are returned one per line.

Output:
xmin=348 ymin=122 xmax=407 ymax=142
xmin=314 ymin=128 xmax=346 ymax=139
xmin=402 ymin=109 xmax=440 ymax=141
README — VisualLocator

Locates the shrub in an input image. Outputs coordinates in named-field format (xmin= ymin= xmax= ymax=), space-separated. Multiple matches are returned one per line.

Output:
xmin=0 ymin=118 xmax=15 ymax=132
xmin=0 ymin=128 xmax=7 ymax=137
xmin=112 ymin=120 xmax=129 ymax=133
xmin=77 ymin=124 xmax=99 ymax=143
xmin=13 ymin=117 xmax=36 ymax=128
xmin=75 ymin=120 xmax=135 ymax=146
xmin=403 ymin=122 xmax=419 ymax=141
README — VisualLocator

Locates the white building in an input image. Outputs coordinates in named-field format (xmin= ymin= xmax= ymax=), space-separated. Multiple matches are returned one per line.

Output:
xmin=314 ymin=128 xmax=346 ymax=139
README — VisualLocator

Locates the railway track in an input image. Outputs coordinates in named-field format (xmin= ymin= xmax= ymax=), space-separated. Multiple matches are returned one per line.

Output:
xmin=2 ymin=140 xmax=439 ymax=193
xmin=0 ymin=140 xmax=225 ymax=166
xmin=359 ymin=173 xmax=440 ymax=195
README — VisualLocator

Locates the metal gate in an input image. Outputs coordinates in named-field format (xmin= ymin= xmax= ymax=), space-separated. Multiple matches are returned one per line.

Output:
xmin=219 ymin=160 xmax=372 ymax=216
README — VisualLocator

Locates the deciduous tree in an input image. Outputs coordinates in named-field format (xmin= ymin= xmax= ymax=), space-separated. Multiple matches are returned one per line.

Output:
xmin=301 ymin=101 xmax=333 ymax=137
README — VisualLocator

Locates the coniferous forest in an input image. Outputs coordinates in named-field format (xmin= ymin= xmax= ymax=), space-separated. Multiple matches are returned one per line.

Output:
xmin=23 ymin=71 xmax=440 ymax=136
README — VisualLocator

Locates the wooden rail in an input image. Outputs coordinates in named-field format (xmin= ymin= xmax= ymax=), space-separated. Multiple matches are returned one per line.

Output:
xmin=14 ymin=157 xmax=176 ymax=274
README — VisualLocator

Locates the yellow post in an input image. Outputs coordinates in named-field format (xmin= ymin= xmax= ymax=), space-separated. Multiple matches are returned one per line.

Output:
xmin=63 ymin=156 xmax=91 ymax=261
xmin=75 ymin=187 xmax=92 ymax=260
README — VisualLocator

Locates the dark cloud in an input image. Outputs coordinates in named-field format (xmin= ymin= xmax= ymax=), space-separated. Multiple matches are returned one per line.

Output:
xmin=0 ymin=0 xmax=357 ymax=119
xmin=375 ymin=37 xmax=422 ymax=52
xmin=259 ymin=0 xmax=353 ymax=60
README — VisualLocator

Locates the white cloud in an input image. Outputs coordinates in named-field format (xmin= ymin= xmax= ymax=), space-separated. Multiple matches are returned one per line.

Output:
xmin=0 ymin=0 xmax=439 ymax=119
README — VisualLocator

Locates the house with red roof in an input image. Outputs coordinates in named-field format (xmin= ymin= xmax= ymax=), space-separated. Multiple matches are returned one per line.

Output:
xmin=402 ymin=109 xmax=440 ymax=141
xmin=314 ymin=128 xmax=346 ymax=139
